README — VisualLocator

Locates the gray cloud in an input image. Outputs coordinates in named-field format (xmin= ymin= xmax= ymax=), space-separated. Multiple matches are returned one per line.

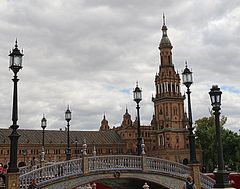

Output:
xmin=0 ymin=0 xmax=240 ymax=133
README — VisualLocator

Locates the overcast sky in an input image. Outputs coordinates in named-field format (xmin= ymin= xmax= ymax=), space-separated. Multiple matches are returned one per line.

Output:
xmin=0 ymin=0 xmax=240 ymax=133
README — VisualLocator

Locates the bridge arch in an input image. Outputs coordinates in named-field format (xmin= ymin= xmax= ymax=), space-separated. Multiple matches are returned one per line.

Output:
xmin=41 ymin=171 xmax=185 ymax=189
xmin=19 ymin=155 xmax=215 ymax=189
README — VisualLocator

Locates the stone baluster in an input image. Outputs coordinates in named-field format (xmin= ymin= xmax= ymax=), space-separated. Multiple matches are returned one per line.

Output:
xmin=82 ymin=138 xmax=87 ymax=156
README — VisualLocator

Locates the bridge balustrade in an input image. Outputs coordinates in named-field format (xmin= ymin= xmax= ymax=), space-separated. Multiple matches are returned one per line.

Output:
xmin=19 ymin=162 xmax=54 ymax=175
xmin=145 ymin=157 xmax=191 ymax=177
xmin=200 ymin=173 xmax=215 ymax=189
xmin=18 ymin=155 xmax=216 ymax=189
xmin=19 ymin=159 xmax=82 ymax=189
xmin=19 ymin=165 xmax=34 ymax=175
xmin=88 ymin=155 xmax=142 ymax=172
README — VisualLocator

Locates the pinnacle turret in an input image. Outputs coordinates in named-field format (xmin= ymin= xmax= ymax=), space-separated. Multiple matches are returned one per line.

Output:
xmin=99 ymin=113 xmax=110 ymax=131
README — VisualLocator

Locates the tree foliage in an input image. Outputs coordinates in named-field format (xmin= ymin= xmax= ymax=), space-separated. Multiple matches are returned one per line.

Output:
xmin=195 ymin=112 xmax=240 ymax=172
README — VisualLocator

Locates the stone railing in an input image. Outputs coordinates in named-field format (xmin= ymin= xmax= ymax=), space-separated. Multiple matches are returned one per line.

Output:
xmin=19 ymin=159 xmax=82 ymax=189
xmin=145 ymin=157 xmax=191 ymax=178
xmin=200 ymin=173 xmax=215 ymax=189
xmin=88 ymin=155 xmax=142 ymax=172
xmin=19 ymin=162 xmax=54 ymax=175
xmin=19 ymin=165 xmax=35 ymax=175
xmin=19 ymin=155 xmax=214 ymax=189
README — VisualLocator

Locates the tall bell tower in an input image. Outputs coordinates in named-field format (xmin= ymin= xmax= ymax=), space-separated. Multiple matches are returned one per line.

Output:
xmin=151 ymin=15 xmax=190 ymax=163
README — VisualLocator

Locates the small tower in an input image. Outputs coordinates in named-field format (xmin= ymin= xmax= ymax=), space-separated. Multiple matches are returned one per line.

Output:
xmin=121 ymin=107 xmax=132 ymax=128
xmin=99 ymin=114 xmax=110 ymax=131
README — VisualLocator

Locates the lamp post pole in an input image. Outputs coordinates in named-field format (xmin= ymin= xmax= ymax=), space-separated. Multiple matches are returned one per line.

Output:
xmin=7 ymin=40 xmax=23 ymax=189
xmin=22 ymin=149 xmax=26 ymax=165
xmin=8 ymin=40 xmax=23 ymax=173
xmin=41 ymin=115 xmax=47 ymax=165
xmin=133 ymin=82 xmax=142 ymax=155
xmin=209 ymin=85 xmax=230 ymax=188
xmin=65 ymin=106 xmax=71 ymax=160
xmin=182 ymin=62 xmax=197 ymax=164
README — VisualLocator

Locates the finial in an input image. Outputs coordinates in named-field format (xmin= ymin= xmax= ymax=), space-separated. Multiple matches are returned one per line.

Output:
xmin=66 ymin=104 xmax=70 ymax=110
xmin=136 ymin=81 xmax=139 ymax=87
xmin=185 ymin=60 xmax=188 ymax=68
xmin=141 ymin=138 xmax=145 ymax=155
xmin=126 ymin=104 xmax=128 ymax=113
xmin=93 ymin=146 xmax=96 ymax=156
xmin=103 ymin=112 xmax=106 ymax=119
xmin=15 ymin=38 xmax=18 ymax=48
xmin=43 ymin=113 xmax=45 ymax=118
xmin=83 ymin=137 xmax=87 ymax=156
xmin=163 ymin=13 xmax=166 ymax=25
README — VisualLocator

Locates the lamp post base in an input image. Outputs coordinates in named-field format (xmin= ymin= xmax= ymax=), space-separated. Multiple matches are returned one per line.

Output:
xmin=214 ymin=171 xmax=232 ymax=188
xmin=66 ymin=147 xmax=71 ymax=161
xmin=6 ymin=172 xmax=20 ymax=189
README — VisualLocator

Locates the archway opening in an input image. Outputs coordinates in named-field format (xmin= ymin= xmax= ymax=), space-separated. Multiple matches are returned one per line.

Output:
xmin=95 ymin=178 xmax=168 ymax=189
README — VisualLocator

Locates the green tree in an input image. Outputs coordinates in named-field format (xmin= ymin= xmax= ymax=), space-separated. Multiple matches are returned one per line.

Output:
xmin=222 ymin=129 xmax=240 ymax=171
xmin=195 ymin=112 xmax=240 ymax=172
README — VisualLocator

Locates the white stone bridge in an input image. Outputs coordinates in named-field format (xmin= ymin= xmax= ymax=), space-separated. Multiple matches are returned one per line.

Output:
xmin=19 ymin=155 xmax=215 ymax=189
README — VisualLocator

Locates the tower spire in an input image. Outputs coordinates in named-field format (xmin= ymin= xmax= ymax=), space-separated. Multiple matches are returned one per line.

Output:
xmin=159 ymin=14 xmax=172 ymax=49
xmin=163 ymin=13 xmax=166 ymax=26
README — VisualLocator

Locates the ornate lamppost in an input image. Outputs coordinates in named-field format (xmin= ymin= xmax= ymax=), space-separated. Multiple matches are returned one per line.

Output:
xmin=7 ymin=40 xmax=23 ymax=189
xmin=133 ymin=82 xmax=142 ymax=155
xmin=65 ymin=106 xmax=71 ymax=160
xmin=209 ymin=85 xmax=230 ymax=188
xmin=8 ymin=40 xmax=23 ymax=173
xmin=75 ymin=137 xmax=78 ymax=159
xmin=41 ymin=115 xmax=47 ymax=164
xmin=182 ymin=62 xmax=197 ymax=163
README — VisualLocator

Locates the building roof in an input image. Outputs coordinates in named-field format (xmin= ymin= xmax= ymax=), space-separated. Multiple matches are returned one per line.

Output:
xmin=0 ymin=129 xmax=124 ymax=145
